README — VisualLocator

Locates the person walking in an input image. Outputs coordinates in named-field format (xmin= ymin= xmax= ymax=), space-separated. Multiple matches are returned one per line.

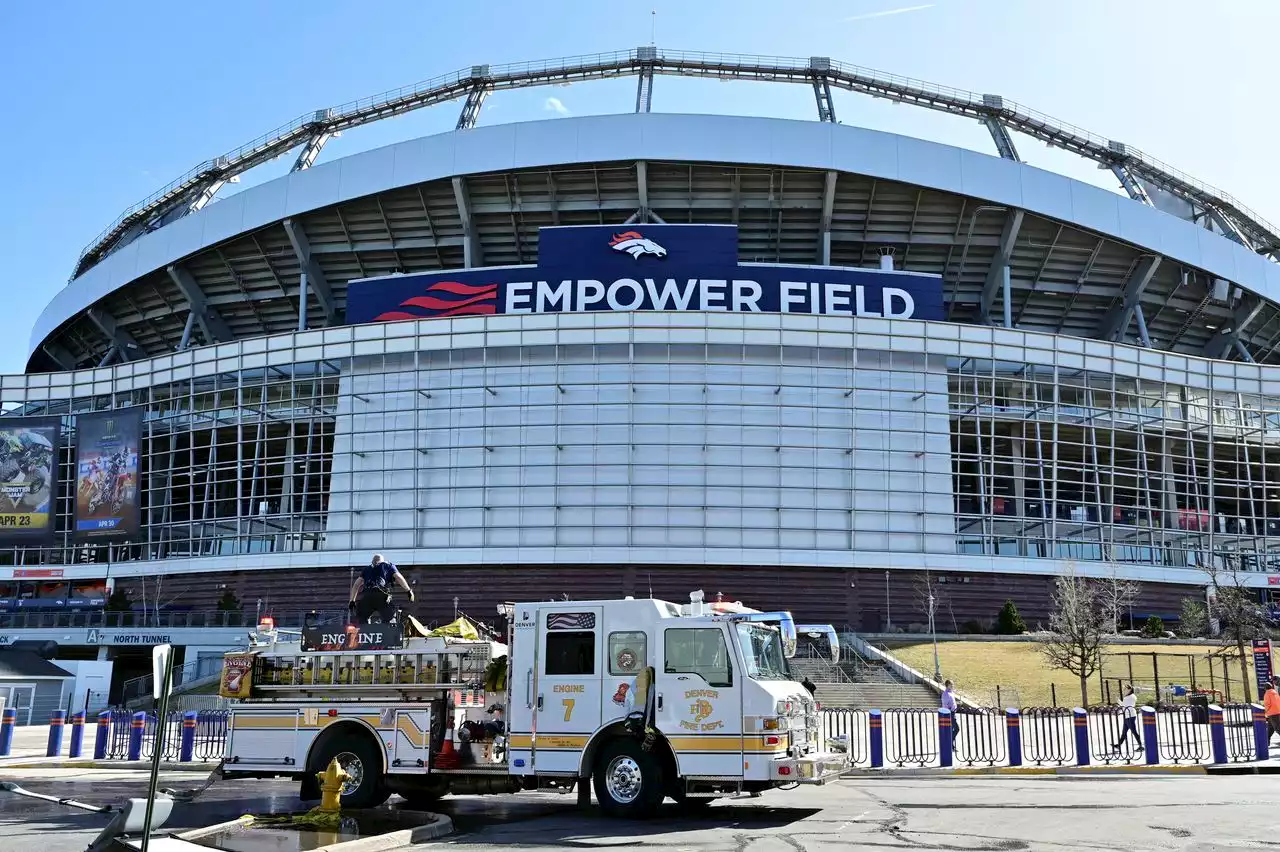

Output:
xmin=1112 ymin=684 xmax=1143 ymax=752
xmin=941 ymin=679 xmax=960 ymax=752
xmin=1264 ymin=677 xmax=1280 ymax=745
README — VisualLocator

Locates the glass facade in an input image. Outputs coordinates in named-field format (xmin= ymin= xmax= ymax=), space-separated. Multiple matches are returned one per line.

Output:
xmin=1 ymin=313 xmax=1278 ymax=581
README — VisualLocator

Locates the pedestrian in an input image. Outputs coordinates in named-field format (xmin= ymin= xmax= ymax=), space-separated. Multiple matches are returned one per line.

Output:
xmin=1112 ymin=684 xmax=1143 ymax=752
xmin=1264 ymin=677 xmax=1280 ymax=745
xmin=941 ymin=679 xmax=960 ymax=751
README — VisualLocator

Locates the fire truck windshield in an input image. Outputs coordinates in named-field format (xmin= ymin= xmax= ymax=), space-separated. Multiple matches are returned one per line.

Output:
xmin=735 ymin=623 xmax=793 ymax=681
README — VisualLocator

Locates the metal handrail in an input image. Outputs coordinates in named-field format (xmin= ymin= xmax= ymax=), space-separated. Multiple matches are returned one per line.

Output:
xmin=71 ymin=46 xmax=1278 ymax=281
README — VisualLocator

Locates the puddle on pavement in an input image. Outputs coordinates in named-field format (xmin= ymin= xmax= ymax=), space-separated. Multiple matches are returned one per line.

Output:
xmin=197 ymin=811 xmax=435 ymax=852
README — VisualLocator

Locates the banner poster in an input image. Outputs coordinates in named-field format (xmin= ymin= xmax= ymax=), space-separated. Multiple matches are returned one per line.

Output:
xmin=74 ymin=410 xmax=142 ymax=540
xmin=0 ymin=417 xmax=60 ymax=544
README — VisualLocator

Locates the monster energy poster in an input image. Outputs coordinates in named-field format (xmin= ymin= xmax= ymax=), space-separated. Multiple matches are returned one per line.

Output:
xmin=0 ymin=418 xmax=60 ymax=543
xmin=74 ymin=410 xmax=141 ymax=540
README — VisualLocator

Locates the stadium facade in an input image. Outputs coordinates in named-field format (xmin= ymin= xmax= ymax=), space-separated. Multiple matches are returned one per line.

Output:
xmin=8 ymin=48 xmax=1280 ymax=644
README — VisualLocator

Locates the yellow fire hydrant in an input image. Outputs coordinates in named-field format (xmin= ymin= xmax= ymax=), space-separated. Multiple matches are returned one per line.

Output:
xmin=316 ymin=758 xmax=349 ymax=813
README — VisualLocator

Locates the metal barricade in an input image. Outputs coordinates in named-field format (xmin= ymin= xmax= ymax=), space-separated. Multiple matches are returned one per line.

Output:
xmin=1156 ymin=706 xmax=1210 ymax=764
xmin=140 ymin=712 xmax=183 ymax=761
xmin=883 ymin=708 xmax=938 ymax=767
xmin=1087 ymin=707 xmax=1142 ymax=765
xmin=1018 ymin=707 xmax=1075 ymax=766
xmin=105 ymin=709 xmax=132 ymax=759
xmin=820 ymin=708 xmax=870 ymax=767
xmin=952 ymin=707 xmax=1006 ymax=767
xmin=1223 ymin=704 xmax=1255 ymax=763
xmin=194 ymin=710 xmax=230 ymax=760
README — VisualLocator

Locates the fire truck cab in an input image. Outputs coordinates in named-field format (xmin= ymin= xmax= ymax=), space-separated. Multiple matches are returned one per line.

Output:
xmin=219 ymin=591 xmax=845 ymax=818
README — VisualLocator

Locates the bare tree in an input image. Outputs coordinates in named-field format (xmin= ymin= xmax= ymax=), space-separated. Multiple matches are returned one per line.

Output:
xmin=1100 ymin=568 xmax=1139 ymax=635
xmin=1040 ymin=569 xmax=1109 ymax=707
xmin=1206 ymin=561 xmax=1272 ymax=704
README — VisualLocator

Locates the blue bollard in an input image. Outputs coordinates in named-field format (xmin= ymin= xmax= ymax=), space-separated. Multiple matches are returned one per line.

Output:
xmin=1208 ymin=705 xmax=1228 ymax=765
xmin=0 ymin=708 xmax=15 ymax=756
xmin=68 ymin=711 xmax=85 ymax=759
xmin=180 ymin=711 xmax=197 ymax=762
xmin=1006 ymin=708 xmax=1022 ymax=767
xmin=46 ymin=710 xmax=65 ymax=757
xmin=869 ymin=709 xmax=884 ymax=769
xmin=938 ymin=709 xmax=953 ymax=768
xmin=1073 ymin=708 xmax=1089 ymax=767
xmin=127 ymin=712 xmax=145 ymax=761
xmin=1253 ymin=703 xmax=1269 ymax=762
xmin=93 ymin=710 xmax=111 ymax=760
xmin=1142 ymin=706 xmax=1159 ymax=765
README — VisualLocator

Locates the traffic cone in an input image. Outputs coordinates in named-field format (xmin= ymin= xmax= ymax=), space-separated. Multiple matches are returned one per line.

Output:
xmin=433 ymin=729 xmax=460 ymax=769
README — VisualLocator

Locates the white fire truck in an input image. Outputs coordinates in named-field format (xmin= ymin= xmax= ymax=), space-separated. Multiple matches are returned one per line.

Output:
xmin=218 ymin=591 xmax=846 ymax=818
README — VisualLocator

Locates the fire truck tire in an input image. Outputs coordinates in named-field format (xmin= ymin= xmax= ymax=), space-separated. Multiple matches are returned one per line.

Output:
xmin=311 ymin=731 xmax=390 ymax=809
xmin=393 ymin=776 xmax=451 ymax=808
xmin=593 ymin=738 xmax=664 ymax=819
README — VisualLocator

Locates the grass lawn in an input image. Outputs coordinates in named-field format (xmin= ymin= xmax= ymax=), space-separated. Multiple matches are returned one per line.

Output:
xmin=889 ymin=640 xmax=1264 ymax=709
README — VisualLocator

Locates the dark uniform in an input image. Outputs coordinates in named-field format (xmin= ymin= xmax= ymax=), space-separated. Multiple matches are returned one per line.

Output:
xmin=355 ymin=560 xmax=400 ymax=624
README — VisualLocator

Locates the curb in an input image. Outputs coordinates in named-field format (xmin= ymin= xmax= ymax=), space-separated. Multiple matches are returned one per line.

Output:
xmin=0 ymin=760 xmax=220 ymax=771
xmin=842 ymin=763 xmax=1214 ymax=778
xmin=308 ymin=814 xmax=454 ymax=852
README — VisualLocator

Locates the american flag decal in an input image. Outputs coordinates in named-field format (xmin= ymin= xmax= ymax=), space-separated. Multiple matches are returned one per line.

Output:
xmin=547 ymin=611 xmax=596 ymax=631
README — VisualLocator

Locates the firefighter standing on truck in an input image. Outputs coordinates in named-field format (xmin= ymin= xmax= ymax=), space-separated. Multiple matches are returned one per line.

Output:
xmin=349 ymin=553 xmax=414 ymax=624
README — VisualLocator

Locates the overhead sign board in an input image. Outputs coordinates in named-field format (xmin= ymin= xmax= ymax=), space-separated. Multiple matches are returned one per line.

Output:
xmin=347 ymin=225 xmax=944 ymax=325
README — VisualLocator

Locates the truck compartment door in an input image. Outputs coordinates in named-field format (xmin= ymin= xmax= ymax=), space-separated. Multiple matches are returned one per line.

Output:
xmin=390 ymin=709 xmax=431 ymax=772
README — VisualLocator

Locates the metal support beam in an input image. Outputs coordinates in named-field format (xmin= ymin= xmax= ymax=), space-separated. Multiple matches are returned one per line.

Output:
xmin=86 ymin=307 xmax=141 ymax=361
xmin=177 ymin=312 xmax=196 ymax=351
xmin=812 ymin=78 xmax=837 ymax=123
xmin=1203 ymin=294 xmax=1265 ymax=359
xmin=292 ymin=132 xmax=331 ymax=172
xmin=456 ymin=84 xmax=492 ymax=130
xmin=187 ymin=178 xmax=228 ymax=214
xmin=818 ymin=170 xmax=837 ymax=265
xmin=1234 ymin=338 xmax=1257 ymax=363
xmin=635 ymin=66 xmax=654 ymax=112
xmin=983 ymin=118 xmax=1020 ymax=162
xmin=282 ymin=218 xmax=338 ymax=325
xmin=291 ymin=110 xmax=335 ymax=172
xmin=452 ymin=177 xmax=483 ymax=268
xmin=97 ymin=347 xmax=118 ymax=368
xmin=40 ymin=343 xmax=75 ymax=371
xmin=1133 ymin=303 xmax=1153 ymax=348
xmin=1110 ymin=164 xmax=1153 ymax=206
xmin=167 ymin=263 xmax=233 ymax=344
xmin=981 ymin=96 xmax=1020 ymax=162
xmin=979 ymin=209 xmax=1024 ymax=325
xmin=1098 ymin=255 xmax=1162 ymax=341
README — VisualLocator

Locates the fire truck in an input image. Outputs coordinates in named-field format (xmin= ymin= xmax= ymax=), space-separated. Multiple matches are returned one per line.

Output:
xmin=218 ymin=591 xmax=846 ymax=818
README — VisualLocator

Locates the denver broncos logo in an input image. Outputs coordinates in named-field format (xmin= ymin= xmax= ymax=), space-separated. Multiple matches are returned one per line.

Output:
xmin=373 ymin=280 xmax=497 ymax=321
xmin=609 ymin=230 xmax=667 ymax=259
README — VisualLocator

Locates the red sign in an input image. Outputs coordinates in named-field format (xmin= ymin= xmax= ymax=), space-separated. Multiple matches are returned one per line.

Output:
xmin=14 ymin=568 xmax=63 ymax=579
xmin=1269 ymin=576 xmax=1280 ymax=586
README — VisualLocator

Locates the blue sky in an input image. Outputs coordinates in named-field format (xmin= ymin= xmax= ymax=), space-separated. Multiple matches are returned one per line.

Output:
xmin=0 ymin=0 xmax=1275 ymax=373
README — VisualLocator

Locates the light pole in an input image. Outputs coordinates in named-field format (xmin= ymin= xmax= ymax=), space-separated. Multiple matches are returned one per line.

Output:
xmin=884 ymin=570 xmax=892 ymax=631
xmin=928 ymin=589 xmax=941 ymax=682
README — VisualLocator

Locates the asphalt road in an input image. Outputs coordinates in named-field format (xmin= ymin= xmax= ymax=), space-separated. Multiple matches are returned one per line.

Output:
xmin=3 ymin=768 xmax=1280 ymax=851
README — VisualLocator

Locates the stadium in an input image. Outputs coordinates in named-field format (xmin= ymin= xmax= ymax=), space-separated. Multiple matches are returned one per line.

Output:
xmin=6 ymin=46 xmax=1280 ymax=663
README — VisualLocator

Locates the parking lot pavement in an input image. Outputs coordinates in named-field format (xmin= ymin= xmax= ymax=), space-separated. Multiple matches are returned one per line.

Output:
xmin=5 ymin=769 xmax=1280 ymax=852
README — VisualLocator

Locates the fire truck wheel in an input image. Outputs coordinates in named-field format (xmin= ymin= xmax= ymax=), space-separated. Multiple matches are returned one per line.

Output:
xmin=395 ymin=776 xmax=450 ymax=808
xmin=314 ymin=732 xmax=389 ymax=809
xmin=593 ymin=738 xmax=664 ymax=819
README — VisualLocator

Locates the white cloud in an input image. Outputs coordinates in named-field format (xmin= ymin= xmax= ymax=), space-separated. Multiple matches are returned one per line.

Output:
xmin=844 ymin=3 xmax=935 ymax=22
xmin=544 ymin=96 xmax=570 ymax=116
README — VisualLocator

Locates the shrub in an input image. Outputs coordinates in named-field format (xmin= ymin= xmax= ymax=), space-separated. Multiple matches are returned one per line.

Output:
xmin=1142 ymin=615 xmax=1166 ymax=638
xmin=996 ymin=600 xmax=1027 ymax=635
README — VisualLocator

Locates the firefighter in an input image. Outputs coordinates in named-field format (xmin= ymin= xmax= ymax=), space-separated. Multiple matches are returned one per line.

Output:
xmin=349 ymin=554 xmax=415 ymax=625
